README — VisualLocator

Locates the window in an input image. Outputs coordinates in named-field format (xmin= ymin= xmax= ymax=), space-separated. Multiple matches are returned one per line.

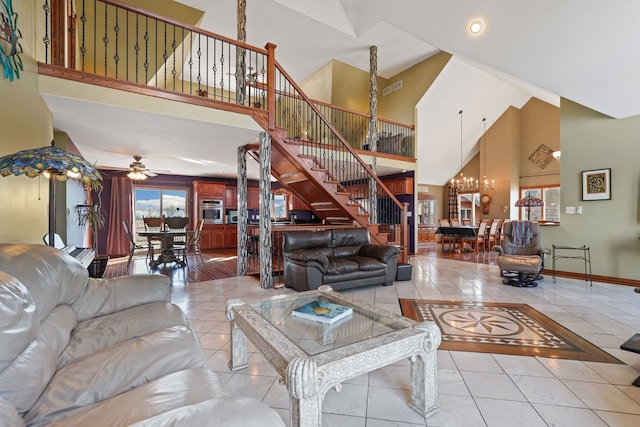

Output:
xmin=416 ymin=199 xmax=436 ymax=225
xmin=271 ymin=193 xmax=289 ymax=220
xmin=134 ymin=187 xmax=188 ymax=232
xmin=519 ymin=186 xmax=560 ymax=222
xmin=458 ymin=192 xmax=480 ymax=225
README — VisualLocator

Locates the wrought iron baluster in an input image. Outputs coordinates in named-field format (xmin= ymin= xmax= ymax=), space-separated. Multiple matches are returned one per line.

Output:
xmin=188 ymin=31 xmax=193 ymax=94
xmin=113 ymin=6 xmax=119 ymax=78
xmin=134 ymin=13 xmax=139 ymax=82
xmin=103 ymin=3 xmax=108 ymax=75
xmin=42 ymin=0 xmax=50 ymax=64
xmin=171 ymin=26 xmax=176 ymax=91
xmin=144 ymin=16 xmax=149 ymax=83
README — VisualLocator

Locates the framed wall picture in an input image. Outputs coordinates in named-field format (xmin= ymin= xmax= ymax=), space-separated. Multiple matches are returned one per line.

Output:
xmin=581 ymin=168 xmax=611 ymax=201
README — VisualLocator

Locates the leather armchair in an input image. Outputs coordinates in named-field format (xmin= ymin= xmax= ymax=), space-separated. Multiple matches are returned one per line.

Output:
xmin=494 ymin=221 xmax=549 ymax=287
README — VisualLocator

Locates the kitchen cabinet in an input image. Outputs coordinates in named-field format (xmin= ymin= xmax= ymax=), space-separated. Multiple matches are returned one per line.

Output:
xmin=383 ymin=177 xmax=414 ymax=195
xmin=195 ymin=182 xmax=225 ymax=199
xmin=226 ymin=226 xmax=238 ymax=248
xmin=247 ymin=186 xmax=260 ymax=209
xmin=225 ymin=186 xmax=237 ymax=208
xmin=201 ymin=225 xmax=226 ymax=249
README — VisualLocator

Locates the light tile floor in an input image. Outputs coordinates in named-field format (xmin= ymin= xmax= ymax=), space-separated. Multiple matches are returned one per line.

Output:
xmin=170 ymin=255 xmax=640 ymax=426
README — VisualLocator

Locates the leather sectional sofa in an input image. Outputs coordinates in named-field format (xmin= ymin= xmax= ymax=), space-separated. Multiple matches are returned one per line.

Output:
xmin=0 ymin=243 xmax=284 ymax=427
xmin=283 ymin=228 xmax=400 ymax=291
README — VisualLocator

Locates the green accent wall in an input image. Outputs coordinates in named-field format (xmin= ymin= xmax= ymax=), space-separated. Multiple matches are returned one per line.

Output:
xmin=0 ymin=0 xmax=55 ymax=244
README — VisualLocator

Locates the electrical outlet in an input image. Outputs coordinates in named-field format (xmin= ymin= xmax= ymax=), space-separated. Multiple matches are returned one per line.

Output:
xmin=576 ymin=206 xmax=583 ymax=214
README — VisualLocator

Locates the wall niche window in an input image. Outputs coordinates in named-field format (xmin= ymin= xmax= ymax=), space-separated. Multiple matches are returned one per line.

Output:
xmin=519 ymin=186 xmax=560 ymax=223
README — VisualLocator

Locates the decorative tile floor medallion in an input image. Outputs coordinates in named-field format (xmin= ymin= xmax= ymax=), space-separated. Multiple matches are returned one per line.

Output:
xmin=400 ymin=299 xmax=622 ymax=363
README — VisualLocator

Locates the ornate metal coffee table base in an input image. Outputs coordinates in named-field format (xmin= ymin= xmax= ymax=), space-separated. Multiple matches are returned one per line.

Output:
xmin=226 ymin=288 xmax=441 ymax=427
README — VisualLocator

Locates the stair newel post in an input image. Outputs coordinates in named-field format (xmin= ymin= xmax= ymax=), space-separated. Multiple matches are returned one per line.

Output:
xmin=235 ymin=0 xmax=247 ymax=105
xmin=265 ymin=42 xmax=277 ymax=131
xmin=368 ymin=46 xmax=378 ymax=224
xmin=258 ymin=131 xmax=273 ymax=288
xmin=237 ymin=146 xmax=248 ymax=276
xmin=401 ymin=202 xmax=409 ymax=264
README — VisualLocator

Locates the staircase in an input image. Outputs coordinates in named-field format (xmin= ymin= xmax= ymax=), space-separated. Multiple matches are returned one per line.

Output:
xmin=247 ymin=62 xmax=408 ymax=256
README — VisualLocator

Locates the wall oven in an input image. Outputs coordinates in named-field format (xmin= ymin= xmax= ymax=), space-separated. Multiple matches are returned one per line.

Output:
xmin=200 ymin=200 xmax=224 ymax=224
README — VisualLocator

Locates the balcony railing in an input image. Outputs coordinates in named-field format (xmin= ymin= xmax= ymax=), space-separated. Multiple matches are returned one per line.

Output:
xmin=40 ymin=0 xmax=268 ymax=109
xmin=37 ymin=0 xmax=409 ymax=254
xmin=38 ymin=0 xmax=414 ymax=159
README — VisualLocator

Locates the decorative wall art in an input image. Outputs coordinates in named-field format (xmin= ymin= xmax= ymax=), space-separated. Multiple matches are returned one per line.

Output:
xmin=528 ymin=144 xmax=555 ymax=169
xmin=581 ymin=168 xmax=611 ymax=201
xmin=0 ymin=0 xmax=23 ymax=81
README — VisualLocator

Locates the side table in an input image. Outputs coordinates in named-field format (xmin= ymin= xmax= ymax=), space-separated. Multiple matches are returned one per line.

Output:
xmin=552 ymin=245 xmax=592 ymax=286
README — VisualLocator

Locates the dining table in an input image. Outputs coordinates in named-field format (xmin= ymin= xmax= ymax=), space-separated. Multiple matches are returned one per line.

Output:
xmin=138 ymin=230 xmax=192 ymax=268
xmin=435 ymin=226 xmax=478 ymax=253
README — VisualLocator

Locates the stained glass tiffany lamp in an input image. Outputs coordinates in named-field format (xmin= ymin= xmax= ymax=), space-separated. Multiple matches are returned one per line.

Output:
xmin=515 ymin=196 xmax=544 ymax=220
xmin=0 ymin=141 xmax=102 ymax=246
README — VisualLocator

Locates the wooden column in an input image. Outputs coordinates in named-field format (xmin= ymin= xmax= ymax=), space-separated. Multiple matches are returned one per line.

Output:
xmin=259 ymin=132 xmax=272 ymax=288
xmin=237 ymin=146 xmax=248 ymax=275
xmin=368 ymin=46 xmax=378 ymax=223
xmin=235 ymin=0 xmax=247 ymax=105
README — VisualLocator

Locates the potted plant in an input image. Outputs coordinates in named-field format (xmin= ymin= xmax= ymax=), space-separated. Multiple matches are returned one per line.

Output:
xmin=76 ymin=185 xmax=109 ymax=277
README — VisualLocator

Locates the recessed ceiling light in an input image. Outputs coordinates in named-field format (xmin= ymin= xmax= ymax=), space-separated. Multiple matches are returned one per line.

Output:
xmin=469 ymin=19 xmax=484 ymax=34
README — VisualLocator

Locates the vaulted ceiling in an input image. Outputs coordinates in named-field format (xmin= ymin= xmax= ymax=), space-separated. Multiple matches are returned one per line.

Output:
xmin=46 ymin=0 xmax=638 ymax=183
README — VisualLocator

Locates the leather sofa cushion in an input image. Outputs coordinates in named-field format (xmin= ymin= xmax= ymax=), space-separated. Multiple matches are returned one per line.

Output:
xmin=0 ymin=339 xmax=57 ymax=414
xmin=24 ymin=326 xmax=207 ymax=426
xmin=349 ymin=256 xmax=387 ymax=271
xmin=288 ymin=248 xmax=332 ymax=272
xmin=332 ymin=245 xmax=360 ymax=258
xmin=284 ymin=230 xmax=331 ymax=251
xmin=0 ymin=272 xmax=37 ymax=363
xmin=326 ymin=257 xmax=360 ymax=275
xmin=359 ymin=244 xmax=400 ymax=263
xmin=39 ymin=369 xmax=285 ymax=427
xmin=323 ymin=268 xmax=385 ymax=284
xmin=37 ymin=305 xmax=77 ymax=359
xmin=58 ymin=302 xmax=189 ymax=368
xmin=0 ymin=244 xmax=88 ymax=322
xmin=331 ymin=228 xmax=370 ymax=247
xmin=0 ymin=397 xmax=24 ymax=427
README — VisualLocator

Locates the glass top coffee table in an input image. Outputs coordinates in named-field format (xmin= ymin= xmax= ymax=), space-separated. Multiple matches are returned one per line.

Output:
xmin=226 ymin=286 xmax=441 ymax=427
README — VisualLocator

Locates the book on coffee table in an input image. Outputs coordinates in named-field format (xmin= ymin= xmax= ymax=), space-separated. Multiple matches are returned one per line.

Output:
xmin=291 ymin=300 xmax=353 ymax=324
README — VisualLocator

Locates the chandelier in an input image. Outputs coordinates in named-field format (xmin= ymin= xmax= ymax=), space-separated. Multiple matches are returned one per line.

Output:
xmin=450 ymin=110 xmax=477 ymax=191
xmin=479 ymin=117 xmax=494 ymax=192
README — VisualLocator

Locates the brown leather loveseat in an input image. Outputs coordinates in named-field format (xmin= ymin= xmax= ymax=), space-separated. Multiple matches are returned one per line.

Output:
xmin=283 ymin=228 xmax=400 ymax=291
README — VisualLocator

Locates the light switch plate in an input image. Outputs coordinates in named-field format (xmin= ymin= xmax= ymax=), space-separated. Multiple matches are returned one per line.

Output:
xmin=576 ymin=206 xmax=583 ymax=214
xmin=565 ymin=206 xmax=576 ymax=214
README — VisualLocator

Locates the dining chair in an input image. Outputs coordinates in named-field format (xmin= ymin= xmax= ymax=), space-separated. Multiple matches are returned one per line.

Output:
xmin=142 ymin=216 xmax=163 ymax=254
xmin=187 ymin=219 xmax=205 ymax=263
xmin=461 ymin=219 xmax=489 ymax=253
xmin=122 ymin=218 xmax=151 ymax=268
xmin=485 ymin=219 xmax=502 ymax=252
xmin=438 ymin=219 xmax=458 ymax=252
xmin=163 ymin=216 xmax=190 ymax=266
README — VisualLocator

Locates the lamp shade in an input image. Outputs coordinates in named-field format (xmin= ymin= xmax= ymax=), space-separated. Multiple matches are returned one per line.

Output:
xmin=0 ymin=141 xmax=102 ymax=246
xmin=515 ymin=196 xmax=544 ymax=208
xmin=0 ymin=141 xmax=101 ymax=187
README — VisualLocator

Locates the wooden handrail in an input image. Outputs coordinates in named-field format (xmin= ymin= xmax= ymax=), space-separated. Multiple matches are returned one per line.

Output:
xmin=272 ymin=59 xmax=406 ymax=211
xmin=98 ymin=0 xmax=268 ymax=56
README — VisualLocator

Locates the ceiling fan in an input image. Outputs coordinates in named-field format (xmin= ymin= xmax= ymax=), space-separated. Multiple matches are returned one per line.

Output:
xmin=127 ymin=155 xmax=158 ymax=180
